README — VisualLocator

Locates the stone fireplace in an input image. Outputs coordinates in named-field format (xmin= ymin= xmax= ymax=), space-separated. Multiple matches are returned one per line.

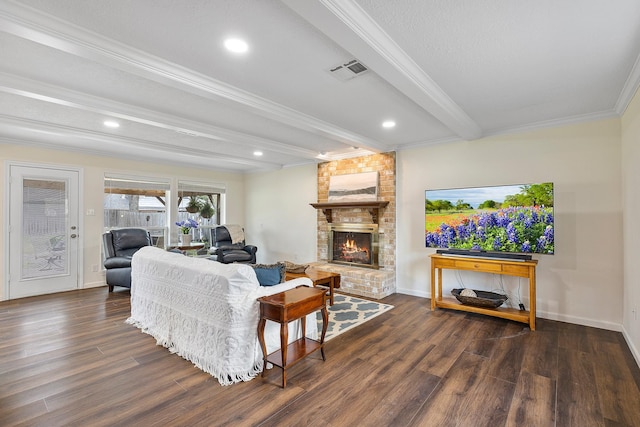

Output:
xmin=311 ymin=152 xmax=396 ymax=299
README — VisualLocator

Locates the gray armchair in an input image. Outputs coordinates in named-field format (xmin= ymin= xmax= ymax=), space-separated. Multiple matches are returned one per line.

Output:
xmin=103 ymin=228 xmax=152 ymax=291
xmin=209 ymin=225 xmax=257 ymax=264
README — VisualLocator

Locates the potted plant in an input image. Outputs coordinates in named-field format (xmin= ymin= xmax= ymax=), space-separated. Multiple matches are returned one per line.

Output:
xmin=185 ymin=197 xmax=203 ymax=213
xmin=176 ymin=218 xmax=198 ymax=245
xmin=199 ymin=201 xmax=215 ymax=219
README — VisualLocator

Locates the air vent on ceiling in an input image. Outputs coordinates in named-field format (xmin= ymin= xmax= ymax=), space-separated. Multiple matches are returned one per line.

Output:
xmin=327 ymin=59 xmax=369 ymax=81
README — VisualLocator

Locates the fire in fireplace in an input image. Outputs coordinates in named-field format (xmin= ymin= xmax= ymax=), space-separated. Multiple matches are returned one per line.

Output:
xmin=329 ymin=223 xmax=379 ymax=269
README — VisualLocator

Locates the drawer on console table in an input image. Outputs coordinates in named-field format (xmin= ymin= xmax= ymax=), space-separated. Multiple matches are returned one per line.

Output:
xmin=431 ymin=257 xmax=532 ymax=277
xmin=452 ymin=259 xmax=503 ymax=273
xmin=432 ymin=257 xmax=457 ymax=268
xmin=501 ymin=263 xmax=531 ymax=276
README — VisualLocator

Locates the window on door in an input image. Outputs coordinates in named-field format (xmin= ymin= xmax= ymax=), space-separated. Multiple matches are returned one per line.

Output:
xmin=22 ymin=178 xmax=68 ymax=278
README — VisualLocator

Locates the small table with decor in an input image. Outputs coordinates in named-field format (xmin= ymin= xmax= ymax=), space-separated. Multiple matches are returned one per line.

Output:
xmin=257 ymin=286 xmax=328 ymax=388
xmin=166 ymin=242 xmax=205 ymax=256
xmin=285 ymin=268 xmax=341 ymax=306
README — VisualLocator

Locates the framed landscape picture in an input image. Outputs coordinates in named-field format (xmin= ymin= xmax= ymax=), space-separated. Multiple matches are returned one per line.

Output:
xmin=328 ymin=172 xmax=378 ymax=201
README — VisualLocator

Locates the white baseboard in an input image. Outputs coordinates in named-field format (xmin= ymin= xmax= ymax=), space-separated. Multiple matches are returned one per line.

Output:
xmin=397 ymin=287 xmax=429 ymax=299
xmin=536 ymin=310 xmax=623 ymax=332
xmin=622 ymin=326 xmax=640 ymax=369
xmin=83 ymin=281 xmax=106 ymax=289
xmin=396 ymin=288 xmax=623 ymax=332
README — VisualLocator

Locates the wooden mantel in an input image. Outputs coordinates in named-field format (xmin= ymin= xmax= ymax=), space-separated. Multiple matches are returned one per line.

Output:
xmin=310 ymin=201 xmax=389 ymax=224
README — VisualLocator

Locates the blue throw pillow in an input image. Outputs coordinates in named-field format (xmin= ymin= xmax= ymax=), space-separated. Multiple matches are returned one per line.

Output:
xmin=251 ymin=262 xmax=286 ymax=286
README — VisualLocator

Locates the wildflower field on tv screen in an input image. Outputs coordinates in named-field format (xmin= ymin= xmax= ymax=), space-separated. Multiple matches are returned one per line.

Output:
xmin=425 ymin=183 xmax=554 ymax=254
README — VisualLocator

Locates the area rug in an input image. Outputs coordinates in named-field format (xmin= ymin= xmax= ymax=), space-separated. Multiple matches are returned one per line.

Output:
xmin=318 ymin=294 xmax=394 ymax=341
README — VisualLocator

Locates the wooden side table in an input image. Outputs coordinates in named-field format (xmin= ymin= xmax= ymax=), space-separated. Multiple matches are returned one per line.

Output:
xmin=257 ymin=286 xmax=328 ymax=388
xmin=285 ymin=269 xmax=341 ymax=305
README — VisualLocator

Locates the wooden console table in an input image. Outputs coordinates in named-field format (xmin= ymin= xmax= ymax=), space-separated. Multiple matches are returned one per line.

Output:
xmin=430 ymin=254 xmax=538 ymax=330
xmin=257 ymin=286 xmax=328 ymax=387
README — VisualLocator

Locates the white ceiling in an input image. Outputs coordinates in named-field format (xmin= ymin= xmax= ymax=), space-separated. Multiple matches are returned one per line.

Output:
xmin=1 ymin=0 xmax=639 ymax=173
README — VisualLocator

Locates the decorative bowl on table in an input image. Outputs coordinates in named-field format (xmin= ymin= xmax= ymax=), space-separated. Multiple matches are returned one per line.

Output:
xmin=451 ymin=288 xmax=508 ymax=308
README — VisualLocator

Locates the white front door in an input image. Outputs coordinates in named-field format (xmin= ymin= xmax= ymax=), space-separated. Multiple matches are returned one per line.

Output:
xmin=7 ymin=164 xmax=81 ymax=299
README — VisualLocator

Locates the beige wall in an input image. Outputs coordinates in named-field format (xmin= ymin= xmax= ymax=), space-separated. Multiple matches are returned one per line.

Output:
xmin=621 ymin=87 xmax=640 ymax=363
xmin=396 ymin=118 xmax=623 ymax=330
xmin=244 ymin=164 xmax=317 ymax=265
xmin=246 ymin=118 xmax=625 ymax=332
xmin=0 ymin=142 xmax=245 ymax=300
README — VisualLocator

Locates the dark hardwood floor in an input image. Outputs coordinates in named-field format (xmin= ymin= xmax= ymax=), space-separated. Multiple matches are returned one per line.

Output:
xmin=1 ymin=288 xmax=639 ymax=427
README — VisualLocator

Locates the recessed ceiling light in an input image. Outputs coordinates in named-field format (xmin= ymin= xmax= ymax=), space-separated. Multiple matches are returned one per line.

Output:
xmin=224 ymin=38 xmax=249 ymax=53
xmin=104 ymin=120 xmax=120 ymax=128
xmin=253 ymin=151 xmax=263 ymax=156
xmin=382 ymin=120 xmax=396 ymax=129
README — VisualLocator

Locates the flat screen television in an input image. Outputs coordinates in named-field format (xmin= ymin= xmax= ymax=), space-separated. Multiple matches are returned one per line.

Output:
xmin=425 ymin=182 xmax=554 ymax=256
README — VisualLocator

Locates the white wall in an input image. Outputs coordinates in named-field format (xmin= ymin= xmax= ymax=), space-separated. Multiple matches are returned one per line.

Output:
xmin=397 ymin=118 xmax=624 ymax=331
xmin=621 ymin=87 xmax=640 ymax=364
xmin=244 ymin=164 xmax=317 ymax=265
xmin=0 ymin=142 xmax=245 ymax=300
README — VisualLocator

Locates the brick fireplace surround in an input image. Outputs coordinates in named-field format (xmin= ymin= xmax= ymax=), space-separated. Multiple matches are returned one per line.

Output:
xmin=312 ymin=152 xmax=396 ymax=299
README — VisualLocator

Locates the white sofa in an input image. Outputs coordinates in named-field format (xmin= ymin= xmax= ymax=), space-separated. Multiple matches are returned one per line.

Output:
xmin=126 ymin=246 xmax=316 ymax=385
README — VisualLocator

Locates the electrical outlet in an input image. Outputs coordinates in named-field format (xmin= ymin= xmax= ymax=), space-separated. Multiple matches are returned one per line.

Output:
xmin=92 ymin=264 xmax=99 ymax=272
xmin=86 ymin=208 xmax=95 ymax=216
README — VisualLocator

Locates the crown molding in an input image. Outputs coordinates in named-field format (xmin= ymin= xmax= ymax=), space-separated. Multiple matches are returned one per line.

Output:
xmin=0 ymin=0 xmax=385 ymax=152
xmin=615 ymin=52 xmax=640 ymax=116
xmin=484 ymin=110 xmax=620 ymax=139
xmin=319 ymin=148 xmax=378 ymax=162
xmin=285 ymin=0 xmax=483 ymax=140
xmin=396 ymin=135 xmax=464 ymax=151
xmin=0 ymin=114 xmax=284 ymax=170
xmin=0 ymin=135 xmax=248 ymax=174
xmin=396 ymin=108 xmax=620 ymax=151
xmin=404 ymin=109 xmax=619 ymax=147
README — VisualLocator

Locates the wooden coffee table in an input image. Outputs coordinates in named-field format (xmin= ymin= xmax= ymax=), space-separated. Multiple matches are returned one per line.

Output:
xmin=285 ymin=269 xmax=341 ymax=305
xmin=257 ymin=286 xmax=328 ymax=388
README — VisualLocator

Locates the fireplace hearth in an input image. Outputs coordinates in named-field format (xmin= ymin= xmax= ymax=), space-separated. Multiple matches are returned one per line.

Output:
xmin=329 ymin=223 xmax=379 ymax=269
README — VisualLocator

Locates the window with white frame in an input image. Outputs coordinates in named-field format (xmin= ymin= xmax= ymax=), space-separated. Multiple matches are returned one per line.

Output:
xmin=177 ymin=180 xmax=225 ymax=244
xmin=103 ymin=175 xmax=170 ymax=245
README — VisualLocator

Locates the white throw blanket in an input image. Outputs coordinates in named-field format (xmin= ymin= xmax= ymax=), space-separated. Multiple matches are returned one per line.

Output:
xmin=224 ymin=224 xmax=245 ymax=244
xmin=126 ymin=247 xmax=315 ymax=386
